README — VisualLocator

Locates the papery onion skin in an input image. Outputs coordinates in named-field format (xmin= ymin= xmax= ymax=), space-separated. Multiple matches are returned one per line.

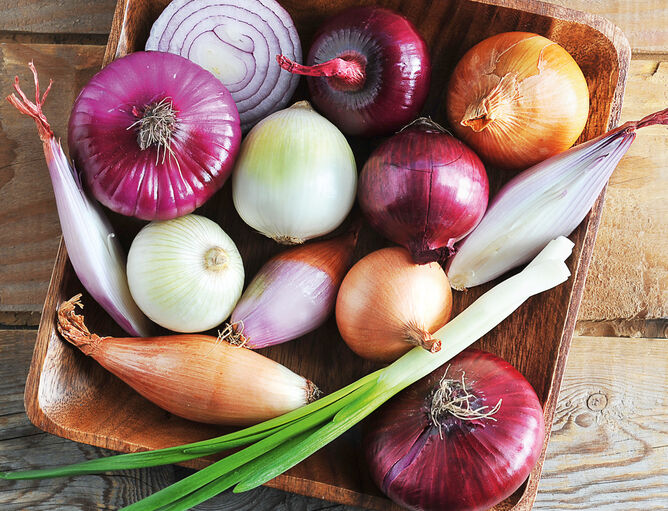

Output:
xmin=336 ymin=247 xmax=452 ymax=362
xmin=229 ymin=230 xmax=357 ymax=349
xmin=68 ymin=51 xmax=241 ymax=220
xmin=232 ymin=101 xmax=357 ymax=244
xmin=359 ymin=118 xmax=488 ymax=264
xmin=127 ymin=214 xmax=244 ymax=333
xmin=446 ymin=32 xmax=589 ymax=170
xmin=146 ymin=0 xmax=301 ymax=132
xmin=57 ymin=296 xmax=317 ymax=426
xmin=279 ymin=6 xmax=431 ymax=137
xmin=364 ymin=349 xmax=545 ymax=511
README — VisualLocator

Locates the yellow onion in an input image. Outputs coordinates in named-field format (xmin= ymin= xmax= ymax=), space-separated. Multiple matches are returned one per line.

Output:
xmin=57 ymin=295 xmax=318 ymax=426
xmin=446 ymin=32 xmax=589 ymax=170
xmin=335 ymin=247 xmax=452 ymax=362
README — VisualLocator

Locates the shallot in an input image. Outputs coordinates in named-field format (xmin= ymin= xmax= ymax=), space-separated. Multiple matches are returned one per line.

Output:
xmin=56 ymin=295 xmax=318 ymax=426
xmin=447 ymin=107 xmax=668 ymax=289
xmin=6 ymin=63 xmax=151 ymax=337
xmin=225 ymin=230 xmax=357 ymax=349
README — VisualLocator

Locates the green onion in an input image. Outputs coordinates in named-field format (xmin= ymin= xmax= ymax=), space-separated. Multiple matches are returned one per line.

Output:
xmin=1 ymin=237 xmax=573 ymax=511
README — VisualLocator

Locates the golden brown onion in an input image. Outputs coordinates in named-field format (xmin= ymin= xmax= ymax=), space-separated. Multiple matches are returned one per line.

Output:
xmin=446 ymin=32 xmax=589 ymax=170
xmin=335 ymin=247 xmax=452 ymax=362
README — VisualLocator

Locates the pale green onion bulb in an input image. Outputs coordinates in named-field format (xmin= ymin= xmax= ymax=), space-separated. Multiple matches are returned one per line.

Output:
xmin=127 ymin=214 xmax=244 ymax=333
xmin=232 ymin=101 xmax=357 ymax=244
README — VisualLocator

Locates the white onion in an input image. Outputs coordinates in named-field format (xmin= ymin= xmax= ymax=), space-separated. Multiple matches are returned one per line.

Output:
xmin=127 ymin=214 xmax=244 ymax=332
xmin=232 ymin=101 xmax=357 ymax=244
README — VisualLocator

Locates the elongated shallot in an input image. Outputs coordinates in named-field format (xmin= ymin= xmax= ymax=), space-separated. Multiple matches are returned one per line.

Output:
xmin=6 ymin=64 xmax=151 ymax=337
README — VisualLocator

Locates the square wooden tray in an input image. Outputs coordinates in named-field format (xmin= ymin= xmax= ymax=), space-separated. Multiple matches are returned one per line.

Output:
xmin=25 ymin=0 xmax=630 ymax=509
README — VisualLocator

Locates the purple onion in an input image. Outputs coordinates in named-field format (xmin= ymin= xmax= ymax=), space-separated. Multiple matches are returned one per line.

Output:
xmin=364 ymin=349 xmax=545 ymax=511
xmin=359 ymin=118 xmax=489 ymax=264
xmin=68 ymin=51 xmax=241 ymax=221
xmin=146 ymin=0 xmax=301 ymax=132
xmin=277 ymin=6 xmax=431 ymax=136
xmin=226 ymin=231 xmax=357 ymax=349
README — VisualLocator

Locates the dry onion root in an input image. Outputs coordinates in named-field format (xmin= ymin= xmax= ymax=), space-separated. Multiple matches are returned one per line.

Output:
xmin=57 ymin=295 xmax=318 ymax=426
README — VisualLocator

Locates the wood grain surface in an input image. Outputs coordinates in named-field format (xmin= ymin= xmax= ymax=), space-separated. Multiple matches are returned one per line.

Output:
xmin=0 ymin=0 xmax=115 ymax=37
xmin=535 ymin=336 xmax=668 ymax=510
xmin=546 ymin=0 xmax=668 ymax=54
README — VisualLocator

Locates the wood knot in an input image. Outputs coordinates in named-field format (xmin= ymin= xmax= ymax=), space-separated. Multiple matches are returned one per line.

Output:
xmin=586 ymin=393 xmax=608 ymax=411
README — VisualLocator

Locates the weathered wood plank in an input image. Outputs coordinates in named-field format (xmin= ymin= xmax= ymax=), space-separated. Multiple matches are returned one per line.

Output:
xmin=0 ymin=0 xmax=665 ymax=53
xmin=578 ymin=59 xmax=668 ymax=322
xmin=0 ymin=0 xmax=115 ymax=37
xmin=548 ymin=0 xmax=668 ymax=54
xmin=575 ymin=318 xmax=668 ymax=339
xmin=535 ymin=336 xmax=668 ymax=510
xmin=0 ymin=43 xmax=105 ymax=325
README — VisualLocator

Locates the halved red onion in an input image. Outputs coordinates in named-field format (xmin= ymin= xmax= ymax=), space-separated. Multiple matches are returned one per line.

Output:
xmin=146 ymin=0 xmax=302 ymax=132
xmin=68 ymin=51 xmax=241 ymax=220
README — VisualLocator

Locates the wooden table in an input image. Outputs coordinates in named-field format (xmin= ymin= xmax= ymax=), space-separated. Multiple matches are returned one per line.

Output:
xmin=0 ymin=1 xmax=666 ymax=509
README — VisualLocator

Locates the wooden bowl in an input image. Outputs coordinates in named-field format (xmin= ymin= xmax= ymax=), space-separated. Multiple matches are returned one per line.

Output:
xmin=26 ymin=0 xmax=630 ymax=509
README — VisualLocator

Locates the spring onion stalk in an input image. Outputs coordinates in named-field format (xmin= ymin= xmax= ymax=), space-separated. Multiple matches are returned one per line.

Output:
xmin=6 ymin=63 xmax=151 ymax=337
xmin=0 ymin=237 xmax=573 ymax=510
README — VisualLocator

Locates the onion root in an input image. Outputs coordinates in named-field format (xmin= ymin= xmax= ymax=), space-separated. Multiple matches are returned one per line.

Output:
xmin=57 ymin=294 xmax=109 ymax=357
xmin=429 ymin=369 xmax=502 ymax=439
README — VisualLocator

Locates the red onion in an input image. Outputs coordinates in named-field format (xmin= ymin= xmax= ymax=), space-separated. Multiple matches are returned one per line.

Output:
xmin=146 ymin=0 xmax=301 ymax=132
xmin=68 ymin=51 xmax=241 ymax=220
xmin=364 ymin=349 xmax=545 ymax=511
xmin=277 ymin=6 xmax=431 ymax=136
xmin=358 ymin=118 xmax=489 ymax=264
